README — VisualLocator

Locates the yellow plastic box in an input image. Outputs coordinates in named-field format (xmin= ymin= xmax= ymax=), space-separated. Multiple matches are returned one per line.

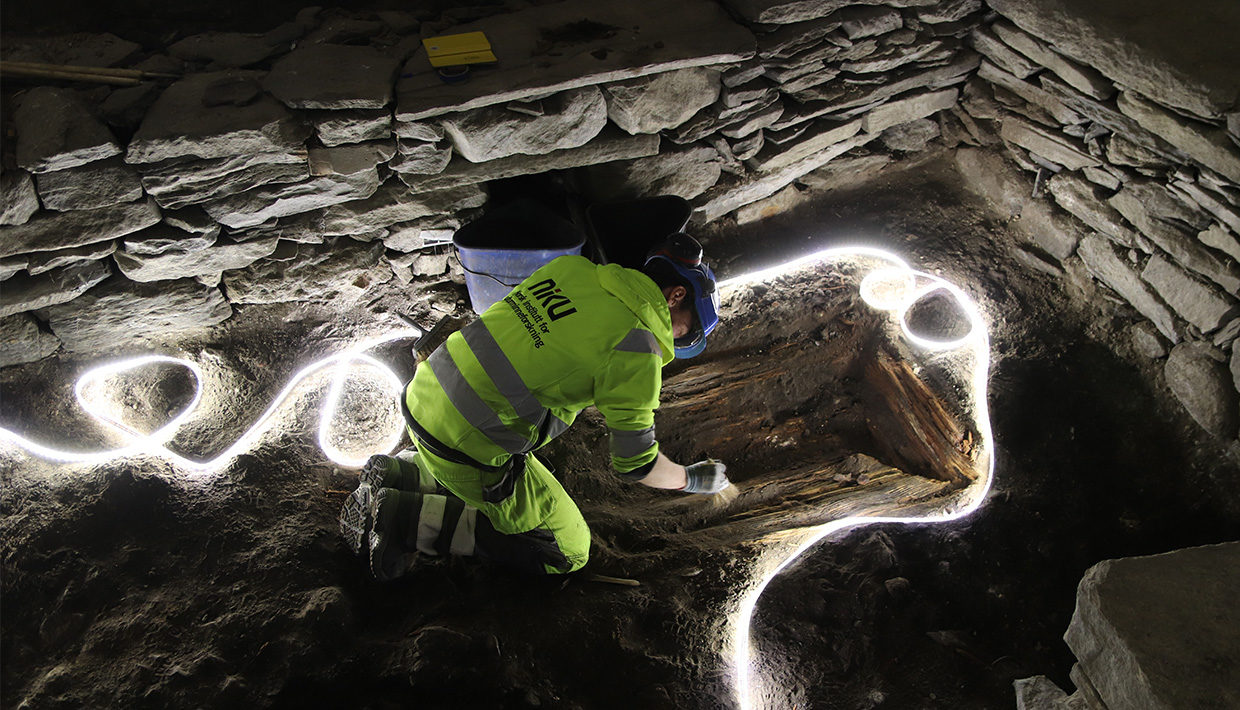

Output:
xmin=422 ymin=32 xmax=497 ymax=67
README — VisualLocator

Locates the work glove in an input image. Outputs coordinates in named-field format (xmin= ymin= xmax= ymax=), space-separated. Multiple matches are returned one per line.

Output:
xmin=682 ymin=459 xmax=730 ymax=494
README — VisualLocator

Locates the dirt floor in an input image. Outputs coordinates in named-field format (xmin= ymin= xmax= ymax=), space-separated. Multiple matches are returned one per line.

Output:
xmin=4 ymin=151 xmax=1239 ymax=709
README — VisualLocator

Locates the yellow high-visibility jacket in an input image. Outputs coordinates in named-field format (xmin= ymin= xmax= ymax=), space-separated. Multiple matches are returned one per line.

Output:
xmin=405 ymin=255 xmax=675 ymax=474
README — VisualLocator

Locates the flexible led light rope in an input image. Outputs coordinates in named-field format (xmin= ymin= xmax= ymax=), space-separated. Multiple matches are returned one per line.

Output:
xmin=0 ymin=327 xmax=421 ymax=472
xmin=719 ymin=247 xmax=995 ymax=710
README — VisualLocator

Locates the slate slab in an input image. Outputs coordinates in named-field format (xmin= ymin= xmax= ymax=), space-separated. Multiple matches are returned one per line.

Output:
xmin=1000 ymin=118 xmax=1099 ymax=171
xmin=1141 ymin=255 xmax=1238 ymax=334
xmin=25 ymin=240 xmax=117 ymax=276
xmin=115 ymin=237 xmax=280 ymax=283
xmin=880 ymin=117 xmax=940 ymax=151
xmin=968 ymin=26 xmax=1040 ymax=78
xmin=390 ymin=141 xmax=453 ymax=176
xmin=394 ymin=0 xmax=755 ymax=121
xmin=307 ymin=140 xmax=396 ymax=177
xmin=1197 ymin=223 xmax=1240 ymax=264
xmin=603 ymin=68 xmax=721 ymax=135
xmin=0 ymin=171 xmax=40 ymax=226
xmin=915 ymin=0 xmax=983 ymax=24
xmin=15 ymin=87 xmax=122 ymax=174
xmin=138 ymin=151 xmax=309 ymax=210
xmin=721 ymin=0 xmax=934 ymax=25
xmin=317 ymin=184 xmax=486 ymax=237
xmin=861 ymin=87 xmax=958 ymax=135
xmin=1 ymin=32 xmax=139 ymax=67
xmin=35 ymin=158 xmax=145 ymax=212
xmin=313 ymin=109 xmax=394 ymax=147
xmin=0 ymin=259 xmax=111 ymax=318
xmin=746 ymin=118 xmax=861 ymax=172
xmin=439 ymin=87 xmax=607 ymax=163
xmin=264 ymin=44 xmax=402 ymax=110
xmin=1066 ymin=543 xmax=1240 ymax=708
xmin=1076 ymin=234 xmax=1181 ymax=342
xmin=0 ymin=198 xmax=161 ymax=259
xmin=122 ymin=224 xmax=219 ymax=256
xmin=786 ymin=52 xmax=978 ymax=124
xmin=127 ymin=71 xmax=312 ymax=164
xmin=201 ymin=169 xmax=382 ymax=229
xmin=1046 ymin=173 xmax=1140 ymax=248
xmin=169 ymin=32 xmax=283 ymax=67
xmin=0 ymin=313 xmax=61 ymax=367
xmin=839 ymin=7 xmax=902 ymax=39
xmin=1116 ymin=91 xmax=1240 ymax=184
xmin=990 ymin=20 xmax=1114 ymax=100
xmin=755 ymin=17 xmax=842 ymax=59
xmin=578 ymin=145 xmax=722 ymax=201
xmin=986 ymin=0 xmax=1240 ymax=119
xmin=397 ymin=128 xmax=659 ymax=194
xmin=43 ymin=277 xmax=232 ymax=353
xmin=978 ymin=61 xmax=1083 ymax=126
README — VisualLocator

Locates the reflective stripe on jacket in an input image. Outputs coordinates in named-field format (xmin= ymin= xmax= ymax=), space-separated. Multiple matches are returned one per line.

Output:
xmin=406 ymin=255 xmax=675 ymax=473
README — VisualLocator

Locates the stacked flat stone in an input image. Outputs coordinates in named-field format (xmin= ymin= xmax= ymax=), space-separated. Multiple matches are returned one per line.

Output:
xmin=957 ymin=0 xmax=1240 ymax=450
xmin=690 ymin=0 xmax=987 ymax=221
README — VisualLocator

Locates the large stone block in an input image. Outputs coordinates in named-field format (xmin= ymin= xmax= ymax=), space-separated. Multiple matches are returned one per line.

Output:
xmin=1076 ymin=234 xmax=1180 ymax=342
xmin=169 ymin=32 xmax=283 ymax=68
xmin=317 ymin=183 xmax=486 ymax=237
xmin=438 ymin=87 xmax=608 ymax=163
xmin=1142 ymin=255 xmax=1239 ymax=334
xmin=201 ymin=168 xmax=382 ymax=230
xmin=0 ymin=260 xmax=111 ymax=317
xmin=1116 ymin=91 xmax=1240 ymax=184
xmin=0 ymin=199 xmax=161 ymax=259
xmin=602 ymin=68 xmax=721 ymax=135
xmin=578 ymin=145 xmax=722 ymax=201
xmin=222 ymin=239 xmax=387 ymax=305
xmin=138 ymin=151 xmax=309 ymax=210
xmin=34 ymin=158 xmax=144 ymax=212
xmin=397 ymin=128 xmax=660 ymax=194
xmin=1067 ymin=543 xmax=1240 ymax=708
xmin=0 ymin=171 xmax=40 ymax=226
xmin=15 ymin=87 xmax=121 ymax=173
xmin=115 ymin=237 xmax=280 ymax=283
xmin=395 ymin=0 xmax=755 ymax=121
xmin=986 ymin=0 xmax=1240 ymax=119
xmin=126 ymin=72 xmax=312 ymax=164
xmin=43 ymin=277 xmax=233 ymax=352
xmin=0 ymin=313 xmax=60 ymax=367
xmin=264 ymin=44 xmax=402 ymax=110
xmin=861 ymin=88 xmax=958 ymax=135
xmin=720 ymin=0 xmax=934 ymax=25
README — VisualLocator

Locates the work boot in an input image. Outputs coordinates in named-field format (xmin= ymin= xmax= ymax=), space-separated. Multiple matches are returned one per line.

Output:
xmin=338 ymin=483 xmax=376 ymax=556
xmin=368 ymin=487 xmax=420 ymax=582
xmin=359 ymin=452 xmax=440 ymax=493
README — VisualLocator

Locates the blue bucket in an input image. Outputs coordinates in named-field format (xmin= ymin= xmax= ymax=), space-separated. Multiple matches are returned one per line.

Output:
xmin=453 ymin=200 xmax=586 ymax=314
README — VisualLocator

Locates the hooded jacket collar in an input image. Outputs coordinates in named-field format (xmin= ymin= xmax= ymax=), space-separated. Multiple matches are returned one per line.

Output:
xmin=596 ymin=263 xmax=676 ymax=365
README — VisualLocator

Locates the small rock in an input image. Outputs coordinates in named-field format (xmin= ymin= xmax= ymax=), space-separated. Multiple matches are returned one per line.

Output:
xmin=883 ymin=576 xmax=911 ymax=599
xmin=15 ymin=87 xmax=121 ymax=173
xmin=169 ymin=31 xmax=282 ymax=68
xmin=602 ymin=68 xmax=722 ymax=135
xmin=44 ymin=277 xmax=232 ymax=352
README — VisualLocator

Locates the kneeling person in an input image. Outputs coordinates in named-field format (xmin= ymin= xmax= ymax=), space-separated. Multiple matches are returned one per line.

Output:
xmin=340 ymin=234 xmax=729 ymax=579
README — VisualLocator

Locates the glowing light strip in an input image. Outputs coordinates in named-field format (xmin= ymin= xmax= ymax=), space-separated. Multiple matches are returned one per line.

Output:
xmin=0 ymin=327 xmax=422 ymax=473
xmin=718 ymin=246 xmax=995 ymax=709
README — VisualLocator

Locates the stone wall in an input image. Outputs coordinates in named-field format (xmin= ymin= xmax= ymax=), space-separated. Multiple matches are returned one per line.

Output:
xmin=1 ymin=0 xmax=1237 ymax=454
xmin=0 ymin=0 xmax=984 ymax=366
xmin=954 ymin=0 xmax=1240 ymax=455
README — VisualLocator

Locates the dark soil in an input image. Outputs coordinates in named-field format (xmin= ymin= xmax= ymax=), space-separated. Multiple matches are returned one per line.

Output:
xmin=3 ymin=151 xmax=1238 ymax=710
